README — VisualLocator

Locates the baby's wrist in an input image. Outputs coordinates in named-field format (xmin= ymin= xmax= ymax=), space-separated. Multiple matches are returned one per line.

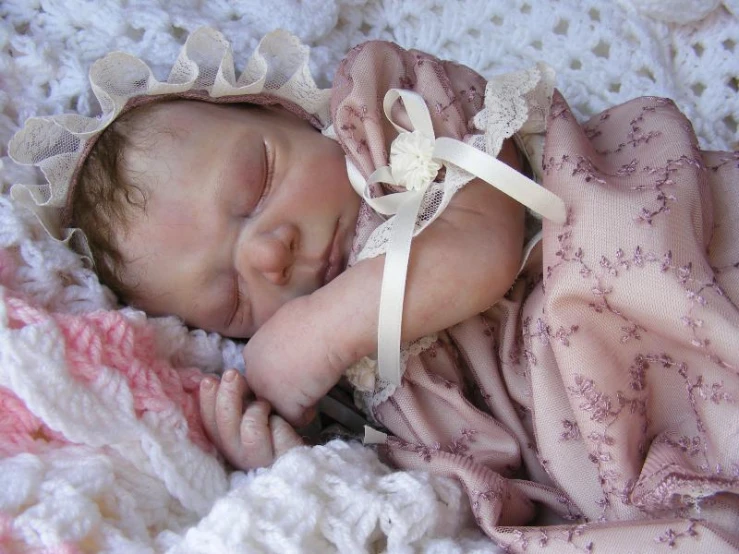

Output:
xmin=307 ymin=276 xmax=378 ymax=372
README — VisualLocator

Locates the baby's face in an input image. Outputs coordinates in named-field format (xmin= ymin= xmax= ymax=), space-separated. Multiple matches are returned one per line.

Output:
xmin=117 ymin=101 xmax=360 ymax=337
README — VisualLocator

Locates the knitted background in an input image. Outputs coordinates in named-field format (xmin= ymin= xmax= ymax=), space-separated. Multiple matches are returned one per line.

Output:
xmin=0 ymin=1 xmax=737 ymax=552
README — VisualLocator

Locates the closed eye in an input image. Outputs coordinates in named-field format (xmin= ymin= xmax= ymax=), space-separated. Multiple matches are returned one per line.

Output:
xmin=226 ymin=142 xmax=272 ymax=331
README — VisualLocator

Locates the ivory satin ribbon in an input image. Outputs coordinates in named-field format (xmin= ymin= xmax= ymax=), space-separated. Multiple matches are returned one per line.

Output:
xmin=346 ymin=89 xmax=566 ymax=386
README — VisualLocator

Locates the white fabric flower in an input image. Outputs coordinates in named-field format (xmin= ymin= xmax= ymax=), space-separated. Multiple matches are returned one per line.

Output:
xmin=345 ymin=356 xmax=378 ymax=392
xmin=389 ymin=130 xmax=442 ymax=191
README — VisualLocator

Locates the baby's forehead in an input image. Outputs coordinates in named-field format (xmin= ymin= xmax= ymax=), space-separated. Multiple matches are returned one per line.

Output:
xmin=141 ymin=100 xmax=233 ymax=131
xmin=123 ymin=100 xmax=247 ymax=161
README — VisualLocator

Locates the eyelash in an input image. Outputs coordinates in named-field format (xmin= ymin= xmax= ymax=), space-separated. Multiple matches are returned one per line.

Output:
xmin=228 ymin=278 xmax=244 ymax=327
xmin=252 ymin=141 xmax=273 ymax=213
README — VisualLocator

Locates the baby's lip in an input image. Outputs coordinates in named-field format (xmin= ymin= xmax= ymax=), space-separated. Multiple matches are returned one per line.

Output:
xmin=321 ymin=219 xmax=344 ymax=287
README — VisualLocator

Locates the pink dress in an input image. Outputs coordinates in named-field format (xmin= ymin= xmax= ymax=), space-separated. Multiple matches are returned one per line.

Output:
xmin=331 ymin=41 xmax=739 ymax=552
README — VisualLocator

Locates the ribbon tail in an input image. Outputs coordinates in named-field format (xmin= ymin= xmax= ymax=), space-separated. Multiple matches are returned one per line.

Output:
xmin=376 ymin=190 xmax=425 ymax=386
xmin=363 ymin=425 xmax=389 ymax=445
xmin=433 ymin=137 xmax=567 ymax=224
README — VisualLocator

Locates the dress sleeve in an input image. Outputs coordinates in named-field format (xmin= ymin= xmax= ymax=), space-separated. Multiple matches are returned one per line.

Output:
xmin=330 ymin=41 xmax=493 ymax=263
xmin=330 ymin=41 xmax=492 ymax=399
xmin=331 ymin=40 xmax=487 ymax=181
xmin=333 ymin=42 xmax=559 ymax=400
xmin=331 ymin=41 xmax=556 ymax=264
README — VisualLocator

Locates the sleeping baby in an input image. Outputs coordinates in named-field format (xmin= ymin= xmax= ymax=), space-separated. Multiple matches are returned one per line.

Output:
xmin=10 ymin=27 xmax=739 ymax=552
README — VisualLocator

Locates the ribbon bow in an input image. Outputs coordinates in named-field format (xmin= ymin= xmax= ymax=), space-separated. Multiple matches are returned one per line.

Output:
xmin=346 ymin=89 xmax=566 ymax=386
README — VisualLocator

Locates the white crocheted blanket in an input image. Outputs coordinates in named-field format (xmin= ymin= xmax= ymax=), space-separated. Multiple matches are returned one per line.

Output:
xmin=0 ymin=1 xmax=737 ymax=552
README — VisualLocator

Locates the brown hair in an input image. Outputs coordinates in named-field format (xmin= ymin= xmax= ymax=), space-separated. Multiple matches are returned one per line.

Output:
xmin=68 ymin=106 xmax=155 ymax=301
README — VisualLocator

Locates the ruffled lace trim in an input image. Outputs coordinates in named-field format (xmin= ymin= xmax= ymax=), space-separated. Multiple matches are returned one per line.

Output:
xmin=8 ymin=27 xmax=330 ymax=255
xmin=472 ymin=62 xmax=555 ymax=155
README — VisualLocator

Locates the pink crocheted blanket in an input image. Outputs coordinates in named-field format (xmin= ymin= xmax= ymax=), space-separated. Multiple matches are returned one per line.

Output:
xmin=0 ymin=211 xmax=231 ymax=550
xmin=0 ymin=293 xmax=211 ymax=461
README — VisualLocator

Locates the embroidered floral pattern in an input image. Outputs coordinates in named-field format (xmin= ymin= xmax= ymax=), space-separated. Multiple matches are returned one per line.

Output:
xmin=561 ymin=419 xmax=582 ymax=441
xmin=655 ymin=521 xmax=699 ymax=548
xmin=386 ymin=428 xmax=479 ymax=463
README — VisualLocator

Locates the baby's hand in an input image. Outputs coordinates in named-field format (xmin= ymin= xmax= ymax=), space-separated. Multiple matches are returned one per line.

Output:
xmin=199 ymin=369 xmax=304 ymax=470
xmin=243 ymin=295 xmax=355 ymax=427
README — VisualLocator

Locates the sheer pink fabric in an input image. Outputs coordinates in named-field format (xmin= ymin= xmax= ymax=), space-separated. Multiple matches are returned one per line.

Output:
xmin=332 ymin=41 xmax=739 ymax=552
xmin=332 ymin=41 xmax=488 ymax=265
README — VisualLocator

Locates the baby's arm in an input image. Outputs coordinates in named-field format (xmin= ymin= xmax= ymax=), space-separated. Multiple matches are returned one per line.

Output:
xmin=245 ymin=141 xmax=525 ymax=425
xmin=199 ymin=370 xmax=303 ymax=469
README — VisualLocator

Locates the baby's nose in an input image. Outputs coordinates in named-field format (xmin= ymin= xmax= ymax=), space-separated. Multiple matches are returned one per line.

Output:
xmin=241 ymin=225 xmax=297 ymax=286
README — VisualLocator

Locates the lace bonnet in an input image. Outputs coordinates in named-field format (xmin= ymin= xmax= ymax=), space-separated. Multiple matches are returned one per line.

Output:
xmin=7 ymin=27 xmax=331 ymax=256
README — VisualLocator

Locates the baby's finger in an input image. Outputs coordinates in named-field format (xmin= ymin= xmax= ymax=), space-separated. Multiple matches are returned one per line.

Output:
xmin=199 ymin=376 xmax=221 ymax=448
xmin=269 ymin=415 xmax=304 ymax=457
xmin=239 ymin=400 xmax=274 ymax=468
xmin=291 ymin=405 xmax=318 ymax=429
xmin=214 ymin=369 xmax=247 ymax=459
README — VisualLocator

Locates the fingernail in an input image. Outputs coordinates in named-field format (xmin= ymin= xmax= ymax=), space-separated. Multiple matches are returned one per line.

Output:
xmin=201 ymin=378 xmax=214 ymax=390
xmin=223 ymin=370 xmax=237 ymax=382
